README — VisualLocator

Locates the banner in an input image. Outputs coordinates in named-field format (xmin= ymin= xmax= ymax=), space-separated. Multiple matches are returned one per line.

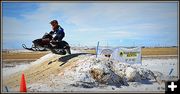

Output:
xmin=111 ymin=47 xmax=142 ymax=64
xmin=97 ymin=47 xmax=113 ymax=55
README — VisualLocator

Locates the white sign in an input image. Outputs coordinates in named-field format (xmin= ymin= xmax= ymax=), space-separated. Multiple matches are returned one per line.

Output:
xmin=97 ymin=47 xmax=113 ymax=55
xmin=111 ymin=47 xmax=142 ymax=64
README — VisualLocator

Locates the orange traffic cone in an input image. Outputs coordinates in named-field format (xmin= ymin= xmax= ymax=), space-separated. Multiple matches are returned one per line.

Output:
xmin=20 ymin=72 xmax=27 ymax=92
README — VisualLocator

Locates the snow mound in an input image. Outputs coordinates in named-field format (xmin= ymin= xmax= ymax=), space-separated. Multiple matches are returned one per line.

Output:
xmin=58 ymin=54 xmax=164 ymax=88
xmin=125 ymin=67 xmax=141 ymax=82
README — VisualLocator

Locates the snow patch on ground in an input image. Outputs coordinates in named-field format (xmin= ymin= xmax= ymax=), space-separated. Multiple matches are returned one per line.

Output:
xmin=4 ymin=49 xmax=34 ymax=53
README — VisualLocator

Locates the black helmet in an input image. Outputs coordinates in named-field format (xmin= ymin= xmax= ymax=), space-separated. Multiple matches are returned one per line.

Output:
xmin=50 ymin=20 xmax=58 ymax=24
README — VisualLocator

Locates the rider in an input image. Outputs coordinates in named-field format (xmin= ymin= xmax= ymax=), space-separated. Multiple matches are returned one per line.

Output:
xmin=49 ymin=20 xmax=65 ymax=43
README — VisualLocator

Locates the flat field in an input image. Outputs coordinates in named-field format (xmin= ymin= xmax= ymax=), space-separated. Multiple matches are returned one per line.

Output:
xmin=2 ymin=47 xmax=178 ymax=60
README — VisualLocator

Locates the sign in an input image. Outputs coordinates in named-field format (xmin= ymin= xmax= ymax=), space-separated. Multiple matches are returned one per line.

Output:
xmin=97 ymin=47 xmax=113 ymax=55
xmin=111 ymin=47 xmax=142 ymax=64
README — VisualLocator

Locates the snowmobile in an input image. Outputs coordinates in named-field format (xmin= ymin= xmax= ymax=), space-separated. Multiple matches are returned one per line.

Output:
xmin=22 ymin=33 xmax=71 ymax=55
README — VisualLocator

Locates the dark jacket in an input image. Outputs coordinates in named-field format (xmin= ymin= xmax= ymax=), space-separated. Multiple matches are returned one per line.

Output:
xmin=50 ymin=25 xmax=65 ymax=41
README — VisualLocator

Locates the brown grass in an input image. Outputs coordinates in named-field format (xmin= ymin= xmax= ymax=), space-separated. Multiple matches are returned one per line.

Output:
xmin=2 ymin=47 xmax=178 ymax=60
xmin=141 ymin=47 xmax=178 ymax=56
xmin=2 ymin=52 xmax=49 ymax=60
xmin=85 ymin=47 xmax=178 ymax=56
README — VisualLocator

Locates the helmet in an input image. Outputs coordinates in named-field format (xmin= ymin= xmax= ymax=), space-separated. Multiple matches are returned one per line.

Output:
xmin=50 ymin=20 xmax=58 ymax=24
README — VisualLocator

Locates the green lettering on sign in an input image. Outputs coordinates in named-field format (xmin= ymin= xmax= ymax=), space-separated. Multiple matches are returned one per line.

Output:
xmin=127 ymin=52 xmax=137 ymax=57
xmin=119 ymin=51 xmax=124 ymax=57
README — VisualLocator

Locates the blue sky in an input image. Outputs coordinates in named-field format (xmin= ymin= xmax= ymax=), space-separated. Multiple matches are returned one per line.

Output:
xmin=2 ymin=2 xmax=178 ymax=49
